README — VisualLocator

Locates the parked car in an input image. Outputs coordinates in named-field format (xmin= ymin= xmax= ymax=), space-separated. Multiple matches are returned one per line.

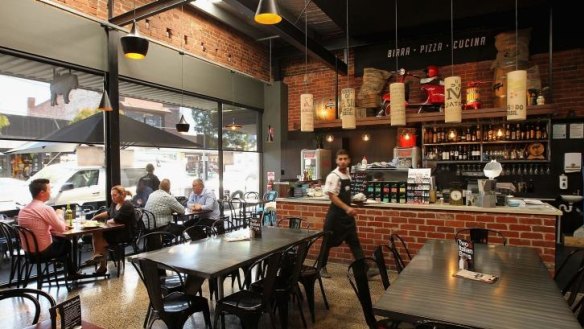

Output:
xmin=0 ymin=164 xmax=143 ymax=212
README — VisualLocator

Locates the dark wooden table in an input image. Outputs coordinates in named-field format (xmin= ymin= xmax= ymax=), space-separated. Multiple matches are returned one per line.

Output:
xmin=130 ymin=226 xmax=320 ymax=299
xmin=52 ymin=221 xmax=124 ymax=279
xmin=373 ymin=239 xmax=580 ymax=329
xmin=173 ymin=208 xmax=212 ymax=225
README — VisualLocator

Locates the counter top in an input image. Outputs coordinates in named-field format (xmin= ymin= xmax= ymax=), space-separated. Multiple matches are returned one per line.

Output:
xmin=276 ymin=197 xmax=562 ymax=216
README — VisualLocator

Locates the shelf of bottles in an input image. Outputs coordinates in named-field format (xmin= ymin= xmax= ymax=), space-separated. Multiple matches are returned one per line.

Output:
xmin=422 ymin=119 xmax=550 ymax=163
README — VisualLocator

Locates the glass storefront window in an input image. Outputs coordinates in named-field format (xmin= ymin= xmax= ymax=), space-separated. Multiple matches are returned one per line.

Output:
xmin=222 ymin=105 xmax=258 ymax=152
xmin=222 ymin=151 xmax=260 ymax=197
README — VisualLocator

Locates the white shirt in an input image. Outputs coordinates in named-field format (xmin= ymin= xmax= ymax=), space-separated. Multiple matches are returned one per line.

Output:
xmin=144 ymin=189 xmax=185 ymax=227
xmin=323 ymin=167 xmax=351 ymax=196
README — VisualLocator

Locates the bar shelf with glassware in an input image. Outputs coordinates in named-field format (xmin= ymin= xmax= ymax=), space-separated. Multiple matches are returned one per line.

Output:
xmin=422 ymin=118 xmax=550 ymax=164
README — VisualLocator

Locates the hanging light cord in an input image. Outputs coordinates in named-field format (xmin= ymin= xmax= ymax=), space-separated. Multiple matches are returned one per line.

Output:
xmin=304 ymin=0 xmax=308 ymax=94
xmin=515 ymin=0 xmax=519 ymax=71
xmin=394 ymin=0 xmax=398 ymax=72
xmin=269 ymin=38 xmax=272 ymax=83
xmin=450 ymin=0 xmax=454 ymax=76
xmin=294 ymin=0 xmax=313 ymax=25
xmin=346 ymin=0 xmax=350 ymax=88
xmin=180 ymin=5 xmax=185 ymax=110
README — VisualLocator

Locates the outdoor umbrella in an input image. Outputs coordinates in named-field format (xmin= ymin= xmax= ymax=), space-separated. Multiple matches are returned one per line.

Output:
xmin=5 ymin=141 xmax=78 ymax=154
xmin=6 ymin=113 xmax=201 ymax=153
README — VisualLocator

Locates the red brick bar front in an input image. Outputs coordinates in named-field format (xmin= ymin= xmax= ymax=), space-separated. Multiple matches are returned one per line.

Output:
xmin=276 ymin=198 xmax=562 ymax=273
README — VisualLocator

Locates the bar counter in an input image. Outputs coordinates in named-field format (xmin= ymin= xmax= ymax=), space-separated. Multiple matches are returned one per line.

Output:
xmin=276 ymin=197 xmax=561 ymax=272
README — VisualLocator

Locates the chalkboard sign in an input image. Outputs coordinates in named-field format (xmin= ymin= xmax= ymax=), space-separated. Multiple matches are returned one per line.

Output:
xmin=456 ymin=238 xmax=475 ymax=271
xmin=50 ymin=295 xmax=82 ymax=329
xmin=250 ymin=216 xmax=262 ymax=238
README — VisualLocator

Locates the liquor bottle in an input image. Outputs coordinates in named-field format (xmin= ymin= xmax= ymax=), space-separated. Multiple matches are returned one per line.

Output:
xmin=475 ymin=125 xmax=481 ymax=141
xmin=466 ymin=127 xmax=471 ymax=142
xmin=520 ymin=123 xmax=526 ymax=140
xmin=487 ymin=125 xmax=493 ymax=141
xmin=529 ymin=124 xmax=535 ymax=140
xmin=432 ymin=127 xmax=437 ymax=143
xmin=65 ymin=204 xmax=73 ymax=227
xmin=541 ymin=122 xmax=548 ymax=139
xmin=535 ymin=124 xmax=541 ymax=140
xmin=505 ymin=124 xmax=510 ymax=140
xmin=510 ymin=124 xmax=516 ymax=140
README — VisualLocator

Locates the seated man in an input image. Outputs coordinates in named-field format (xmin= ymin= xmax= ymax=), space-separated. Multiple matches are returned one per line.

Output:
xmin=145 ymin=178 xmax=185 ymax=235
xmin=18 ymin=178 xmax=81 ymax=279
xmin=186 ymin=178 xmax=220 ymax=227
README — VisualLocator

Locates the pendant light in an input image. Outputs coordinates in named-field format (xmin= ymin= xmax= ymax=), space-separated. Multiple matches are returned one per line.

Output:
xmin=507 ymin=0 xmax=527 ymax=121
xmin=225 ymin=118 xmax=242 ymax=131
xmin=389 ymin=0 xmax=406 ymax=126
xmin=300 ymin=0 xmax=314 ymax=132
xmin=98 ymin=75 xmax=112 ymax=111
xmin=176 ymin=5 xmax=190 ymax=133
xmin=325 ymin=134 xmax=334 ymax=143
xmin=444 ymin=0 xmax=462 ymax=123
xmin=341 ymin=0 xmax=356 ymax=130
xmin=254 ymin=0 xmax=282 ymax=25
xmin=121 ymin=1 xmax=149 ymax=60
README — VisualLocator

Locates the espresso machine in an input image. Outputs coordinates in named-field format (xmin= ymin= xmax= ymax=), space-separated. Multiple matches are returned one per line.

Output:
xmin=477 ymin=160 xmax=502 ymax=208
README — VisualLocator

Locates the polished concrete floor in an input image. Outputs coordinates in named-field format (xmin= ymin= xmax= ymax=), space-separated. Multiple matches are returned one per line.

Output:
xmin=1 ymin=260 xmax=394 ymax=329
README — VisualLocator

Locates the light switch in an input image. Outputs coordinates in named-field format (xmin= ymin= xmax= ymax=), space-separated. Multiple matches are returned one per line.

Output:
xmin=559 ymin=174 xmax=568 ymax=190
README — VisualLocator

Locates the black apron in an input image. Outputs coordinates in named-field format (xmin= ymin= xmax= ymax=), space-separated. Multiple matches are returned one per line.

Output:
xmin=324 ymin=172 xmax=356 ymax=247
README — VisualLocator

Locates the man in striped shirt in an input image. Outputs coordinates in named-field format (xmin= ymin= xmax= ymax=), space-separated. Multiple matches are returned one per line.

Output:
xmin=18 ymin=178 xmax=80 ymax=278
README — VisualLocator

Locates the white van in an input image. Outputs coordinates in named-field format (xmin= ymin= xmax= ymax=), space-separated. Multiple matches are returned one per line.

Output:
xmin=11 ymin=164 xmax=142 ymax=208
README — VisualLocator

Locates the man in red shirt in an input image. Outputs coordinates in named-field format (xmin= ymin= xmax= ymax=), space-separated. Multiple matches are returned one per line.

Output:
xmin=18 ymin=178 xmax=80 ymax=278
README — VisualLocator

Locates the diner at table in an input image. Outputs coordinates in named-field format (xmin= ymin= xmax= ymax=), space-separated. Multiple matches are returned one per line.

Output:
xmin=87 ymin=185 xmax=137 ymax=275
xmin=186 ymin=178 xmax=220 ymax=226
xmin=144 ymin=178 xmax=185 ymax=234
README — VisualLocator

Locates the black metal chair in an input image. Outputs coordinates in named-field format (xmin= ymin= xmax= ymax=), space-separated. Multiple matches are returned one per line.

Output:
xmin=107 ymin=209 xmax=143 ymax=277
xmin=132 ymin=231 xmax=185 ymax=328
xmin=230 ymin=190 xmax=244 ymax=200
xmin=389 ymin=233 xmax=412 ymax=274
xmin=14 ymin=225 xmax=70 ymax=290
xmin=555 ymin=248 xmax=584 ymax=284
xmin=415 ymin=319 xmax=480 ymax=329
xmin=347 ymin=257 xmax=402 ymax=329
xmin=455 ymin=228 xmax=507 ymax=246
xmin=214 ymin=251 xmax=283 ymax=329
xmin=138 ymin=258 xmax=212 ymax=329
xmin=373 ymin=245 xmax=392 ymax=290
xmin=182 ymin=224 xmax=212 ymax=242
xmin=140 ymin=208 xmax=157 ymax=232
xmin=228 ymin=198 xmax=250 ymax=229
xmin=0 ymin=288 xmax=56 ymax=328
xmin=298 ymin=231 xmax=330 ymax=323
xmin=0 ymin=222 xmax=27 ymax=287
xmin=250 ymin=241 xmax=309 ymax=329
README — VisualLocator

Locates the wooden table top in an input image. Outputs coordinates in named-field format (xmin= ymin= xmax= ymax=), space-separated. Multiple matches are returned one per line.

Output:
xmin=53 ymin=222 xmax=124 ymax=238
xmin=373 ymin=239 xmax=580 ymax=329
xmin=130 ymin=226 xmax=319 ymax=279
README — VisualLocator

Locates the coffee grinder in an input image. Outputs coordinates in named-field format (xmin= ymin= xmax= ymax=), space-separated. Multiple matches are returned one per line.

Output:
xmin=477 ymin=160 xmax=502 ymax=208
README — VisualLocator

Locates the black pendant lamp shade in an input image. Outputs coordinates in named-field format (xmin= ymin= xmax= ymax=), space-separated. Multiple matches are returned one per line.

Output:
xmin=176 ymin=115 xmax=190 ymax=132
xmin=254 ymin=0 xmax=282 ymax=25
xmin=121 ymin=21 xmax=149 ymax=60
xmin=98 ymin=89 xmax=113 ymax=111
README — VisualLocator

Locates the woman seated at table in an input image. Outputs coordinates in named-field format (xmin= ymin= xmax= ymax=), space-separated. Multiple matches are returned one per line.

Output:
xmin=86 ymin=185 xmax=137 ymax=274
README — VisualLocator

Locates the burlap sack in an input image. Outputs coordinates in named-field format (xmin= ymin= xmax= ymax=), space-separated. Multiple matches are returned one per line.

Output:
xmin=358 ymin=67 xmax=391 ymax=100
xmin=490 ymin=28 xmax=532 ymax=70
xmin=493 ymin=64 xmax=541 ymax=108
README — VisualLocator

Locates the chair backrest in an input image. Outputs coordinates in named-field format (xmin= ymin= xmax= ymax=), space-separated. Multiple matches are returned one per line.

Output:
xmin=0 ymin=222 xmax=22 ymax=258
xmin=280 ymin=240 xmax=310 ymax=291
xmin=373 ymin=245 xmax=392 ymax=290
xmin=0 ymin=288 xmax=56 ymax=325
xmin=555 ymin=249 xmax=584 ymax=281
xmin=257 ymin=251 xmax=283 ymax=308
xmin=561 ymin=265 xmax=584 ymax=309
xmin=305 ymin=231 xmax=328 ymax=270
xmin=389 ymin=233 xmax=412 ymax=274
xmin=211 ymin=219 xmax=233 ymax=235
xmin=455 ymin=228 xmax=507 ymax=246
xmin=136 ymin=231 xmax=178 ymax=253
xmin=230 ymin=190 xmax=244 ymax=200
xmin=263 ymin=190 xmax=278 ymax=202
xmin=182 ymin=225 xmax=211 ymax=241
xmin=228 ymin=198 xmax=246 ymax=218
xmin=140 ymin=209 xmax=157 ymax=231
xmin=138 ymin=258 xmax=167 ymax=313
xmin=277 ymin=217 xmax=303 ymax=229
xmin=244 ymin=191 xmax=260 ymax=200
xmin=347 ymin=257 xmax=379 ymax=329
xmin=14 ymin=225 xmax=41 ymax=256
xmin=415 ymin=319 xmax=479 ymax=329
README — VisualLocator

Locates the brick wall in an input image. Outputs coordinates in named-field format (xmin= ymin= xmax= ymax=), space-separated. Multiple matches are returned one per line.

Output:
xmin=276 ymin=201 xmax=557 ymax=273
xmin=54 ymin=0 xmax=269 ymax=81
xmin=283 ymin=48 xmax=584 ymax=131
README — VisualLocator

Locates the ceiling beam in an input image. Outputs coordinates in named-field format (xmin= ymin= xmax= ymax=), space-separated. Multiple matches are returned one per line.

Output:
xmin=222 ymin=0 xmax=347 ymax=74
xmin=109 ymin=0 xmax=190 ymax=26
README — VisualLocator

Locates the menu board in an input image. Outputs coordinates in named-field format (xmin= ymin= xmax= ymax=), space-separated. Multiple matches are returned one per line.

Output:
xmin=456 ymin=238 xmax=475 ymax=271
xmin=350 ymin=171 xmax=368 ymax=195
xmin=51 ymin=295 xmax=82 ymax=329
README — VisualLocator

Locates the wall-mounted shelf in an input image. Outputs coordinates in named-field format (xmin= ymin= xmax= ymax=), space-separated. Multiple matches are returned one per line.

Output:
xmin=307 ymin=105 xmax=555 ymax=130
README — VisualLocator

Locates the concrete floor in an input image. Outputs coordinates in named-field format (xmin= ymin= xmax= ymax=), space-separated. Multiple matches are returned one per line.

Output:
xmin=0 ymin=260 xmax=394 ymax=329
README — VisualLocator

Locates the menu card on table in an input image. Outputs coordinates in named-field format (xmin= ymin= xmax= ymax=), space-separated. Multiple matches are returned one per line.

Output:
xmin=50 ymin=295 xmax=82 ymax=329
xmin=456 ymin=238 xmax=474 ymax=271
